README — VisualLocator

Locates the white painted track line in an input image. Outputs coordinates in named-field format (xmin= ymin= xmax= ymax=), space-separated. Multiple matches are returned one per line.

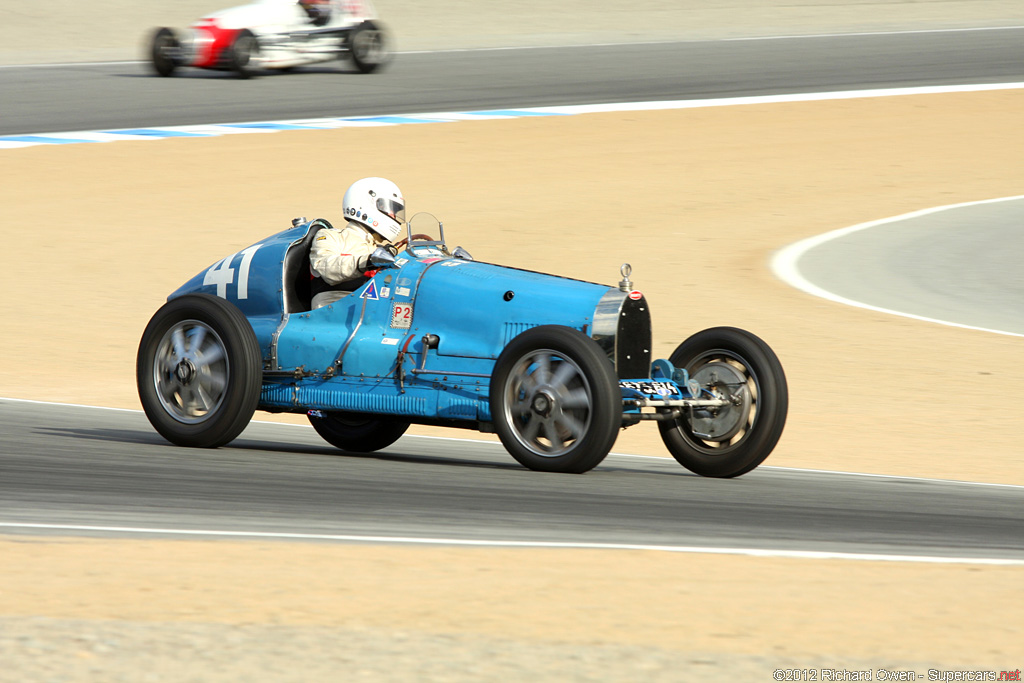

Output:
xmin=1 ymin=522 xmax=1022 ymax=565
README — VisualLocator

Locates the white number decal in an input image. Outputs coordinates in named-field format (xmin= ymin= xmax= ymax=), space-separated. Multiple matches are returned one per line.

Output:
xmin=203 ymin=256 xmax=234 ymax=298
xmin=203 ymin=244 xmax=262 ymax=300
xmin=391 ymin=302 xmax=413 ymax=329
xmin=236 ymin=245 xmax=261 ymax=300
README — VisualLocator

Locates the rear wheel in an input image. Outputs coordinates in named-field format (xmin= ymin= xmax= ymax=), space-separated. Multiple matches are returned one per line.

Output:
xmin=658 ymin=327 xmax=787 ymax=477
xmin=308 ymin=411 xmax=410 ymax=452
xmin=137 ymin=294 xmax=262 ymax=448
xmin=150 ymin=27 xmax=179 ymax=77
xmin=490 ymin=325 xmax=620 ymax=473
xmin=229 ymin=29 xmax=259 ymax=79
xmin=348 ymin=20 xmax=389 ymax=73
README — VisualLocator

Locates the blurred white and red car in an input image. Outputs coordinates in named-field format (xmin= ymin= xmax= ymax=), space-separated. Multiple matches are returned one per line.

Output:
xmin=149 ymin=0 xmax=391 ymax=78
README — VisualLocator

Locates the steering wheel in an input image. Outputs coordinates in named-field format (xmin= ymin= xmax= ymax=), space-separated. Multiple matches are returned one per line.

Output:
xmin=394 ymin=234 xmax=435 ymax=249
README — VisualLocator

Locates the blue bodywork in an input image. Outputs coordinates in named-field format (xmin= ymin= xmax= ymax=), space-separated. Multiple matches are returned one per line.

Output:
xmin=169 ymin=219 xmax=694 ymax=427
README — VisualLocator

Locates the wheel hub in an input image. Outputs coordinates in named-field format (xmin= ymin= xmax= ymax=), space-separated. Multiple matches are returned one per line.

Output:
xmin=504 ymin=350 xmax=594 ymax=458
xmin=689 ymin=361 xmax=751 ymax=441
xmin=531 ymin=391 xmax=554 ymax=417
xmin=153 ymin=320 xmax=229 ymax=425
xmin=175 ymin=358 xmax=197 ymax=385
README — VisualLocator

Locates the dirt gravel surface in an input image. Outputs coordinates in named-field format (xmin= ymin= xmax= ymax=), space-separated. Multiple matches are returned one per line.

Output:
xmin=2 ymin=541 xmax=1023 ymax=681
xmin=2 ymin=1 xmax=1024 ymax=681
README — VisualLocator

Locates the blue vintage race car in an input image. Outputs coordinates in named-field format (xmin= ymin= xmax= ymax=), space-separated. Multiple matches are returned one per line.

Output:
xmin=137 ymin=214 xmax=787 ymax=476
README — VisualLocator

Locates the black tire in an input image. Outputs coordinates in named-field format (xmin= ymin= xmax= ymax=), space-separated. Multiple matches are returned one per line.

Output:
xmin=150 ymin=27 xmax=179 ymax=77
xmin=348 ymin=20 xmax=390 ymax=74
xmin=229 ymin=29 xmax=259 ymax=79
xmin=137 ymin=293 xmax=262 ymax=448
xmin=307 ymin=411 xmax=410 ymax=452
xmin=658 ymin=327 xmax=787 ymax=477
xmin=490 ymin=325 xmax=620 ymax=473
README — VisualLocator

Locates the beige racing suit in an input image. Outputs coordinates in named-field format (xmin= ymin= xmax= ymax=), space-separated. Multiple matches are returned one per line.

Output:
xmin=309 ymin=221 xmax=384 ymax=309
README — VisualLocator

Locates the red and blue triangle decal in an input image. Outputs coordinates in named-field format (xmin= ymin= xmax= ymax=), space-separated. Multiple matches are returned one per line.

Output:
xmin=360 ymin=281 xmax=379 ymax=300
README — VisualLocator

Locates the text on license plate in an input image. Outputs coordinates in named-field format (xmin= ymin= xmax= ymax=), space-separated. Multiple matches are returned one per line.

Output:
xmin=620 ymin=381 xmax=679 ymax=396
xmin=391 ymin=302 xmax=413 ymax=328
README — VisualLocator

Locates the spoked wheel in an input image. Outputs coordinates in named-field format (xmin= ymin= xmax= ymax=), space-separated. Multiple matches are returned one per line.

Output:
xmin=308 ymin=411 xmax=410 ymax=452
xmin=229 ymin=29 xmax=260 ymax=79
xmin=150 ymin=27 xmax=180 ymax=77
xmin=348 ymin=20 xmax=390 ymax=73
xmin=491 ymin=325 xmax=620 ymax=473
xmin=137 ymin=294 xmax=262 ymax=447
xmin=658 ymin=327 xmax=787 ymax=477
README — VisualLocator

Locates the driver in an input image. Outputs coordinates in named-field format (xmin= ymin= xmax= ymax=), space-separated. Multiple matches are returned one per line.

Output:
xmin=309 ymin=177 xmax=406 ymax=309
xmin=298 ymin=0 xmax=332 ymax=27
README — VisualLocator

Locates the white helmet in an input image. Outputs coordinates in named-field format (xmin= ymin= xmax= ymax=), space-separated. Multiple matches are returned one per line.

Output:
xmin=342 ymin=177 xmax=406 ymax=241
xmin=299 ymin=0 xmax=331 ymax=25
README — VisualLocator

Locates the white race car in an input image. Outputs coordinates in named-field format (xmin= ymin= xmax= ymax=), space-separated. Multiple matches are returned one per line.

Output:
xmin=149 ymin=0 xmax=390 ymax=78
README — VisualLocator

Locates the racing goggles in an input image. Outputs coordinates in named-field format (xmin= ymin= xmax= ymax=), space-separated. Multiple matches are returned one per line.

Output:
xmin=377 ymin=198 xmax=406 ymax=224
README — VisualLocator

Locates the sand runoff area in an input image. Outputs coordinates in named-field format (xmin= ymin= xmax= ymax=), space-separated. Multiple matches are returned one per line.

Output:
xmin=1 ymin=1 xmax=1023 ymax=679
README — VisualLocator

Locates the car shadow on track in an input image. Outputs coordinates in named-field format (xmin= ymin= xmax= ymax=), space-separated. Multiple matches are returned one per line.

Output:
xmin=227 ymin=437 xmax=526 ymax=472
xmin=118 ymin=64 xmax=364 ymax=79
xmin=33 ymin=426 xmax=168 ymax=447
xmin=31 ymin=424 xmax=518 ymax=472
xmin=32 ymin=425 xmax=699 ymax=478
xmin=229 ymin=438 xmax=704 ymax=478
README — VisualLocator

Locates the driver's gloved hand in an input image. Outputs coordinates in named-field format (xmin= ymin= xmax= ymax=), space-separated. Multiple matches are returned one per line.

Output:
xmin=368 ymin=246 xmax=397 ymax=268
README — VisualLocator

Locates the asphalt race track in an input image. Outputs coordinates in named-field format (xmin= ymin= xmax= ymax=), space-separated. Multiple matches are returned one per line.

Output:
xmin=3 ymin=29 xmax=1024 ymax=561
xmin=779 ymin=197 xmax=1024 ymax=336
xmin=1 ymin=27 xmax=1022 ymax=135
xmin=3 ymin=399 xmax=1023 ymax=561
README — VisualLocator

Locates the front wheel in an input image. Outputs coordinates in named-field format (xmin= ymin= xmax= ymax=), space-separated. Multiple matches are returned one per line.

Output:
xmin=308 ymin=411 xmax=410 ymax=452
xmin=348 ymin=20 xmax=390 ymax=73
xmin=137 ymin=294 xmax=263 ymax=448
xmin=490 ymin=325 xmax=620 ymax=473
xmin=658 ymin=327 xmax=787 ymax=477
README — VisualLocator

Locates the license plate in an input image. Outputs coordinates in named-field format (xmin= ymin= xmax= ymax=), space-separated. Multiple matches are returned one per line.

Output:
xmin=620 ymin=380 xmax=679 ymax=397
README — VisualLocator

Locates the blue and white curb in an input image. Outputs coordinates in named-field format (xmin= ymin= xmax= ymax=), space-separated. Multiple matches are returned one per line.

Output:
xmin=3 ymin=82 xmax=1022 ymax=150
xmin=0 ymin=109 xmax=572 ymax=149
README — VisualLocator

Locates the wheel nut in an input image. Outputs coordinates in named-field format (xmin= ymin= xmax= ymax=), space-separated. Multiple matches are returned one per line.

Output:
xmin=531 ymin=393 xmax=552 ymax=416
xmin=175 ymin=359 xmax=196 ymax=385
